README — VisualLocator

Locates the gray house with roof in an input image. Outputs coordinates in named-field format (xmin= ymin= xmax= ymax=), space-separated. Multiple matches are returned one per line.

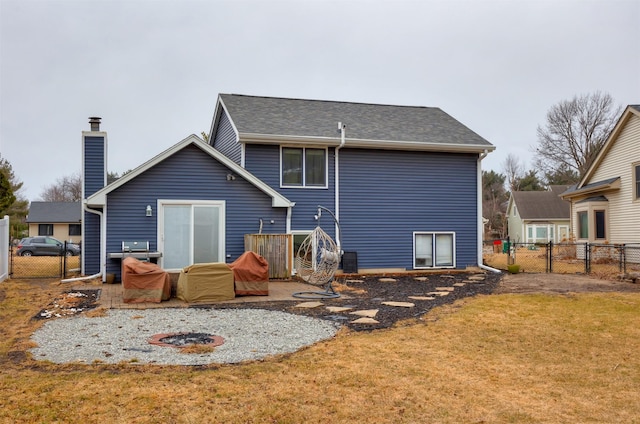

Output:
xmin=82 ymin=94 xmax=495 ymax=281
xmin=27 ymin=201 xmax=82 ymax=243
xmin=506 ymin=186 xmax=571 ymax=243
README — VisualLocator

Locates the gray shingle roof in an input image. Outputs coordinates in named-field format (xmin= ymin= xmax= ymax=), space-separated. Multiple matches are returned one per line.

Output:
xmin=561 ymin=177 xmax=620 ymax=197
xmin=512 ymin=186 xmax=571 ymax=220
xmin=26 ymin=202 xmax=81 ymax=223
xmin=218 ymin=94 xmax=493 ymax=150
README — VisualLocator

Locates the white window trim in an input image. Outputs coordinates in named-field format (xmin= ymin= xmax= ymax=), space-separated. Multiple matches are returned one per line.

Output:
xmin=291 ymin=230 xmax=313 ymax=275
xmin=157 ymin=199 xmax=226 ymax=271
xmin=279 ymin=146 xmax=328 ymax=189
xmin=633 ymin=162 xmax=640 ymax=201
xmin=574 ymin=200 xmax=609 ymax=242
xmin=524 ymin=223 xmax=556 ymax=243
xmin=413 ymin=231 xmax=456 ymax=269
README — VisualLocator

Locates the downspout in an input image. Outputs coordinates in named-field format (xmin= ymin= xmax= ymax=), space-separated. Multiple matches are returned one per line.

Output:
xmin=335 ymin=122 xmax=346 ymax=251
xmin=286 ymin=205 xmax=293 ymax=234
xmin=82 ymin=203 xmax=107 ymax=282
xmin=477 ymin=150 xmax=501 ymax=273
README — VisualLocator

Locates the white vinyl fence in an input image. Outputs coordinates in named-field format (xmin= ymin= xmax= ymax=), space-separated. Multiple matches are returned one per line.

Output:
xmin=0 ymin=215 xmax=9 ymax=282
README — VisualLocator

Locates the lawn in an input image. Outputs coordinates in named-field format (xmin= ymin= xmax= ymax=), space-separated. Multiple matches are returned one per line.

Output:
xmin=10 ymin=255 xmax=80 ymax=278
xmin=1 ymin=279 xmax=639 ymax=423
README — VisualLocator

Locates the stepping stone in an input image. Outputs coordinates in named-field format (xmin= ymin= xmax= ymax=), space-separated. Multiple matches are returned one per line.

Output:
xmin=414 ymin=277 xmax=428 ymax=282
xmin=426 ymin=291 xmax=451 ymax=296
xmin=453 ymin=282 xmax=466 ymax=287
xmin=435 ymin=287 xmax=455 ymax=291
xmin=345 ymin=279 xmax=364 ymax=284
xmin=441 ymin=275 xmax=455 ymax=279
xmin=378 ymin=278 xmax=397 ymax=283
xmin=325 ymin=306 xmax=353 ymax=313
xmin=469 ymin=275 xmax=485 ymax=281
xmin=294 ymin=301 xmax=324 ymax=309
xmin=350 ymin=309 xmax=379 ymax=318
xmin=351 ymin=317 xmax=380 ymax=324
xmin=382 ymin=301 xmax=415 ymax=308
xmin=408 ymin=296 xmax=436 ymax=301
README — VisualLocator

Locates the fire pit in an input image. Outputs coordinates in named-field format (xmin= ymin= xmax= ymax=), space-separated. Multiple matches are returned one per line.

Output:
xmin=149 ymin=332 xmax=225 ymax=348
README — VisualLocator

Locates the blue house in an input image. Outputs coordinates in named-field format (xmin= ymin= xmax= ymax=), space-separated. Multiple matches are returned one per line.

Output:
xmin=82 ymin=95 xmax=495 ymax=281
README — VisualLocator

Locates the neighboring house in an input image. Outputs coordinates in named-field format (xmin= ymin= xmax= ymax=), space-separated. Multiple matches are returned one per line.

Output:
xmin=561 ymin=105 xmax=640 ymax=244
xmin=506 ymin=186 xmax=571 ymax=243
xmin=26 ymin=201 xmax=82 ymax=243
xmin=82 ymin=94 xmax=495 ymax=281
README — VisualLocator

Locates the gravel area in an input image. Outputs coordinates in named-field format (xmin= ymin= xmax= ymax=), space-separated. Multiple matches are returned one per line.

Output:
xmin=30 ymin=308 xmax=340 ymax=366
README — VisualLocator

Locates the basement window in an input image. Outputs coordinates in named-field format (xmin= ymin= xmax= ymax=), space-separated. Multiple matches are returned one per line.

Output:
xmin=413 ymin=232 xmax=455 ymax=269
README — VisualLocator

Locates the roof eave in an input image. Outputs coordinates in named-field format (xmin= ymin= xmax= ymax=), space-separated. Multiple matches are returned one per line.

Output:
xmin=561 ymin=179 xmax=621 ymax=200
xmin=239 ymin=132 xmax=495 ymax=153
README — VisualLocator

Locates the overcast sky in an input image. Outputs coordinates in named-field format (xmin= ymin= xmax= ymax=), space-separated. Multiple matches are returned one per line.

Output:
xmin=1 ymin=0 xmax=639 ymax=202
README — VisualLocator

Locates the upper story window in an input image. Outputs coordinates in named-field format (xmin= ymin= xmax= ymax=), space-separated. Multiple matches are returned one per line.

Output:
xmin=281 ymin=147 xmax=327 ymax=188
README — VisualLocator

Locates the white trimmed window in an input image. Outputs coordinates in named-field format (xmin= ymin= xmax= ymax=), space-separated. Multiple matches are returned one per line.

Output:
xmin=281 ymin=147 xmax=327 ymax=188
xmin=413 ymin=232 xmax=455 ymax=269
xmin=634 ymin=163 xmax=640 ymax=200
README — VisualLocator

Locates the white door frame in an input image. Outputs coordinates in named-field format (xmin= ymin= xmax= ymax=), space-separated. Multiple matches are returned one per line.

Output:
xmin=157 ymin=199 xmax=226 ymax=271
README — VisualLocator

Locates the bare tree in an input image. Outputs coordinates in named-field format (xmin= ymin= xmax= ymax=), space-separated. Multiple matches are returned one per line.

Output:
xmin=534 ymin=92 xmax=621 ymax=179
xmin=502 ymin=153 xmax=525 ymax=192
xmin=39 ymin=172 xmax=82 ymax=202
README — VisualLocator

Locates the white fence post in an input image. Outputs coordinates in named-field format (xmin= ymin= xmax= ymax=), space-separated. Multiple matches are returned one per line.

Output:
xmin=0 ymin=215 xmax=9 ymax=282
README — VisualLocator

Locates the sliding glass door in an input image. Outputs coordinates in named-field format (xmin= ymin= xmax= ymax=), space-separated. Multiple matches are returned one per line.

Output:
xmin=160 ymin=201 xmax=225 ymax=270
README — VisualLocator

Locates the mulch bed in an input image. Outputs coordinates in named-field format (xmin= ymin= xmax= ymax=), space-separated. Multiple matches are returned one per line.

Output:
xmin=31 ymin=272 xmax=501 ymax=331
xmin=212 ymin=272 xmax=502 ymax=331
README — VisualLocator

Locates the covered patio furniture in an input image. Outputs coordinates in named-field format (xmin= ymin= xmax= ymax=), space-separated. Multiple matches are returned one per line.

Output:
xmin=176 ymin=262 xmax=235 ymax=302
xmin=230 ymin=251 xmax=270 ymax=296
xmin=122 ymin=257 xmax=171 ymax=303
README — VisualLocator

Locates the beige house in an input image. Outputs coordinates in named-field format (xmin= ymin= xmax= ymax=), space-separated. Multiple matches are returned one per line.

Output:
xmin=506 ymin=186 xmax=571 ymax=243
xmin=26 ymin=201 xmax=82 ymax=243
xmin=561 ymin=105 xmax=640 ymax=244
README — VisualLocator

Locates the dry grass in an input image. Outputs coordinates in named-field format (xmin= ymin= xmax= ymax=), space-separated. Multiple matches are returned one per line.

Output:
xmin=1 ymin=279 xmax=640 ymax=423
xmin=10 ymin=255 xmax=80 ymax=278
xmin=483 ymin=247 xmax=640 ymax=278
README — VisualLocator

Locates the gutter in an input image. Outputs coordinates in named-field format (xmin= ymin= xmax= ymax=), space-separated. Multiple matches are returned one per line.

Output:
xmin=239 ymin=132 xmax=495 ymax=154
xmin=83 ymin=203 xmax=107 ymax=282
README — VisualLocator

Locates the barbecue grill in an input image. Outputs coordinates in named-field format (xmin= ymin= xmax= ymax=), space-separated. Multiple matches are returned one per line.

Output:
xmin=107 ymin=240 xmax=162 ymax=262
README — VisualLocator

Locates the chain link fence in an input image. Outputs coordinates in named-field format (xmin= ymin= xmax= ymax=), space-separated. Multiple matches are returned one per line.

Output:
xmin=483 ymin=240 xmax=640 ymax=277
xmin=9 ymin=242 xmax=81 ymax=279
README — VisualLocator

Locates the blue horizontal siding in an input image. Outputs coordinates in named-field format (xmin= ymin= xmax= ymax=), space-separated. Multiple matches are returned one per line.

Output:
xmin=83 ymin=134 xmax=106 ymax=275
xmin=245 ymin=144 xmax=336 ymax=237
xmin=83 ymin=210 xmax=101 ymax=275
xmin=104 ymin=144 xmax=287 ymax=279
xmin=212 ymin=111 xmax=242 ymax=165
xmin=338 ymin=149 xmax=478 ymax=270
xmin=83 ymin=136 xmax=105 ymax=196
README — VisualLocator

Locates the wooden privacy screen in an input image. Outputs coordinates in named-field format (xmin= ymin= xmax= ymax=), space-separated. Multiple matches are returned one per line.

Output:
xmin=244 ymin=234 xmax=292 ymax=279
